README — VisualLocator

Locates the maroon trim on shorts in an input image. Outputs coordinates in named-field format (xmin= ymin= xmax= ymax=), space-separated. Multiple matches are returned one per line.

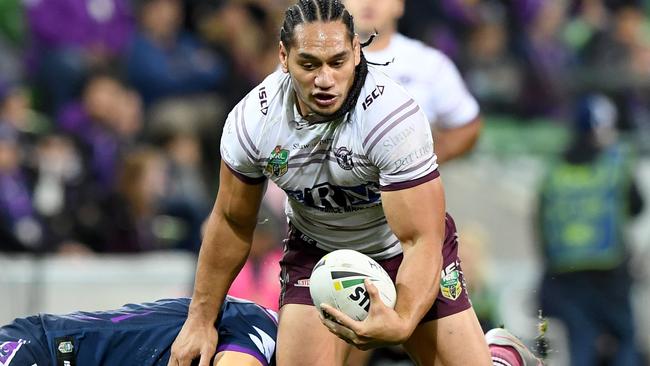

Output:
xmin=279 ymin=213 xmax=472 ymax=322
xmin=380 ymin=169 xmax=440 ymax=192
xmin=224 ymin=161 xmax=267 ymax=185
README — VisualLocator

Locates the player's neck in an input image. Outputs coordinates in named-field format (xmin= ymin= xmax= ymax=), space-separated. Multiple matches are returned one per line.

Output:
xmin=361 ymin=28 xmax=395 ymax=52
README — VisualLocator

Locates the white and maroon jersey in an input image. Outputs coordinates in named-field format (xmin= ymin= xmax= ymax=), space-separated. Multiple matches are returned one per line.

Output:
xmin=220 ymin=67 xmax=438 ymax=259
xmin=364 ymin=33 xmax=479 ymax=129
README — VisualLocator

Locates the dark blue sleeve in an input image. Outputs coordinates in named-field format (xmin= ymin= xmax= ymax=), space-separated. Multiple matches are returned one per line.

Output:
xmin=0 ymin=316 xmax=50 ymax=365
xmin=216 ymin=297 xmax=278 ymax=366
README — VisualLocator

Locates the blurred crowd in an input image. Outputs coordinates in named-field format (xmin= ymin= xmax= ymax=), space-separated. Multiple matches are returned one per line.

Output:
xmin=1 ymin=0 xmax=649 ymax=363
xmin=0 ymin=0 xmax=649 ymax=259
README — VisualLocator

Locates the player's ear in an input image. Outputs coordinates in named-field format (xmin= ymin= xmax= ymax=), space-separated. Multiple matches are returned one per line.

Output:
xmin=353 ymin=34 xmax=361 ymax=67
xmin=279 ymin=41 xmax=289 ymax=73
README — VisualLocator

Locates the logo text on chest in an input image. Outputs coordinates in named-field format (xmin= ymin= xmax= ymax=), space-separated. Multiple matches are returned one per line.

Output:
xmin=286 ymin=182 xmax=381 ymax=212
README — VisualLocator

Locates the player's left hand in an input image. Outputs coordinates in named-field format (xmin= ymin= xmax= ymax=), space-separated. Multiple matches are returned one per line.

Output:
xmin=319 ymin=278 xmax=413 ymax=350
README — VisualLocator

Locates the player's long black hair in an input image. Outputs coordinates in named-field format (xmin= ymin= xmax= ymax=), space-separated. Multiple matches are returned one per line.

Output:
xmin=280 ymin=0 xmax=370 ymax=122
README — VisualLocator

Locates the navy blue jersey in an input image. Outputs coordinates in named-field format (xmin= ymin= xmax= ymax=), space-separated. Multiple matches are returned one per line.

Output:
xmin=0 ymin=296 xmax=278 ymax=366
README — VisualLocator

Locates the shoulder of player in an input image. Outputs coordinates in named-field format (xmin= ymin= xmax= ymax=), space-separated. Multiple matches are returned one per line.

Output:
xmin=231 ymin=70 xmax=289 ymax=127
xmin=354 ymin=69 xmax=424 ymax=148
xmin=115 ymin=297 xmax=192 ymax=314
xmin=356 ymin=67 xmax=418 ymax=118
xmin=222 ymin=296 xmax=278 ymax=322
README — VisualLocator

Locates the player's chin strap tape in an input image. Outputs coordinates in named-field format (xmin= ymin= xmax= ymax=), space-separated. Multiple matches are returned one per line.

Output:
xmin=55 ymin=336 xmax=76 ymax=366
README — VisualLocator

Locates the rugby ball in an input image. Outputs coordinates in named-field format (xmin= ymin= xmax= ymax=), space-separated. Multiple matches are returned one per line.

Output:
xmin=309 ymin=249 xmax=397 ymax=321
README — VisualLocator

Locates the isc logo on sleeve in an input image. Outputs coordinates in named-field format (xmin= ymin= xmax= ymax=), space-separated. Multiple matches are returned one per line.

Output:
xmin=362 ymin=85 xmax=385 ymax=110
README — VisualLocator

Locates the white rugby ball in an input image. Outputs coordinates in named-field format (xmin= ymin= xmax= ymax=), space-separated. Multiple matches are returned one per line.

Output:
xmin=309 ymin=249 xmax=397 ymax=321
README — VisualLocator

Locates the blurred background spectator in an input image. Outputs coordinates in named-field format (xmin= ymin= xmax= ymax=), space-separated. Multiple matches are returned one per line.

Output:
xmin=126 ymin=0 xmax=225 ymax=106
xmin=0 ymin=1 xmax=649 ymax=364
xmin=0 ymin=123 xmax=44 ymax=252
xmin=58 ymin=69 xmax=142 ymax=191
xmin=25 ymin=0 xmax=135 ymax=114
xmin=0 ymin=0 xmax=25 ymax=84
xmin=537 ymin=94 xmax=644 ymax=365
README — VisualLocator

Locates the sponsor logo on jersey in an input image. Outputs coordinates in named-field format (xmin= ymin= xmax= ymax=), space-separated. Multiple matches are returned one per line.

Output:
xmin=362 ymin=85 xmax=385 ymax=110
xmin=394 ymin=143 xmax=433 ymax=169
xmin=258 ymin=86 xmax=269 ymax=115
xmin=265 ymin=146 xmax=289 ymax=177
xmin=285 ymin=182 xmax=381 ymax=212
xmin=382 ymin=125 xmax=416 ymax=149
xmin=0 ymin=339 xmax=26 ymax=366
xmin=291 ymin=138 xmax=333 ymax=150
xmin=440 ymin=261 xmax=463 ymax=301
xmin=334 ymin=147 xmax=354 ymax=170
xmin=294 ymin=279 xmax=310 ymax=287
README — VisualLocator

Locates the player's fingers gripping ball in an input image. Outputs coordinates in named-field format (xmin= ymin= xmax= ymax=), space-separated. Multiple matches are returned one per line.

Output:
xmin=309 ymin=249 xmax=397 ymax=321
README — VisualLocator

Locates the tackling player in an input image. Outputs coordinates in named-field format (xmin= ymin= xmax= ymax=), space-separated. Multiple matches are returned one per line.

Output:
xmin=0 ymin=296 xmax=277 ymax=366
xmin=169 ymin=1 xmax=541 ymax=365
xmin=343 ymin=0 xmax=482 ymax=163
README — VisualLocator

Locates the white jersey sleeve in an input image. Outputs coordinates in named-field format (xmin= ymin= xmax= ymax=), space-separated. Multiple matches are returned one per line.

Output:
xmin=360 ymin=69 xmax=439 ymax=190
xmin=220 ymin=95 xmax=266 ymax=183
xmin=426 ymin=50 xmax=479 ymax=129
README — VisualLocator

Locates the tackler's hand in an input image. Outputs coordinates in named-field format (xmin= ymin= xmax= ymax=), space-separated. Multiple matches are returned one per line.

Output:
xmin=168 ymin=317 xmax=218 ymax=366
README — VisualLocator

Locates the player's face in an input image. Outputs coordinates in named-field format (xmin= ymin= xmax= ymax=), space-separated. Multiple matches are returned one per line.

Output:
xmin=279 ymin=21 xmax=361 ymax=118
xmin=343 ymin=0 xmax=404 ymax=36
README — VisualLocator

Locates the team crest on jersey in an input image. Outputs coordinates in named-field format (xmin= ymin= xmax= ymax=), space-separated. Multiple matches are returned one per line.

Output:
xmin=440 ymin=261 xmax=463 ymax=301
xmin=265 ymin=146 xmax=289 ymax=177
xmin=334 ymin=147 xmax=354 ymax=170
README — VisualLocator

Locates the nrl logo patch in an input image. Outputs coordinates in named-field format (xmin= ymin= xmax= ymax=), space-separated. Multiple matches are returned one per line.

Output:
xmin=440 ymin=262 xmax=463 ymax=301
xmin=55 ymin=337 xmax=76 ymax=366
xmin=57 ymin=341 xmax=73 ymax=354
xmin=265 ymin=146 xmax=289 ymax=177
xmin=334 ymin=147 xmax=354 ymax=170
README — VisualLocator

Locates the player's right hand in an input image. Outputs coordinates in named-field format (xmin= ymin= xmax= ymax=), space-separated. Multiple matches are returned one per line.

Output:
xmin=168 ymin=317 xmax=218 ymax=366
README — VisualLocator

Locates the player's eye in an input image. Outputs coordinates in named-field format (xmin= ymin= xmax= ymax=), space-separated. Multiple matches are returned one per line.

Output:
xmin=301 ymin=63 xmax=317 ymax=71
xmin=331 ymin=60 xmax=345 ymax=68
